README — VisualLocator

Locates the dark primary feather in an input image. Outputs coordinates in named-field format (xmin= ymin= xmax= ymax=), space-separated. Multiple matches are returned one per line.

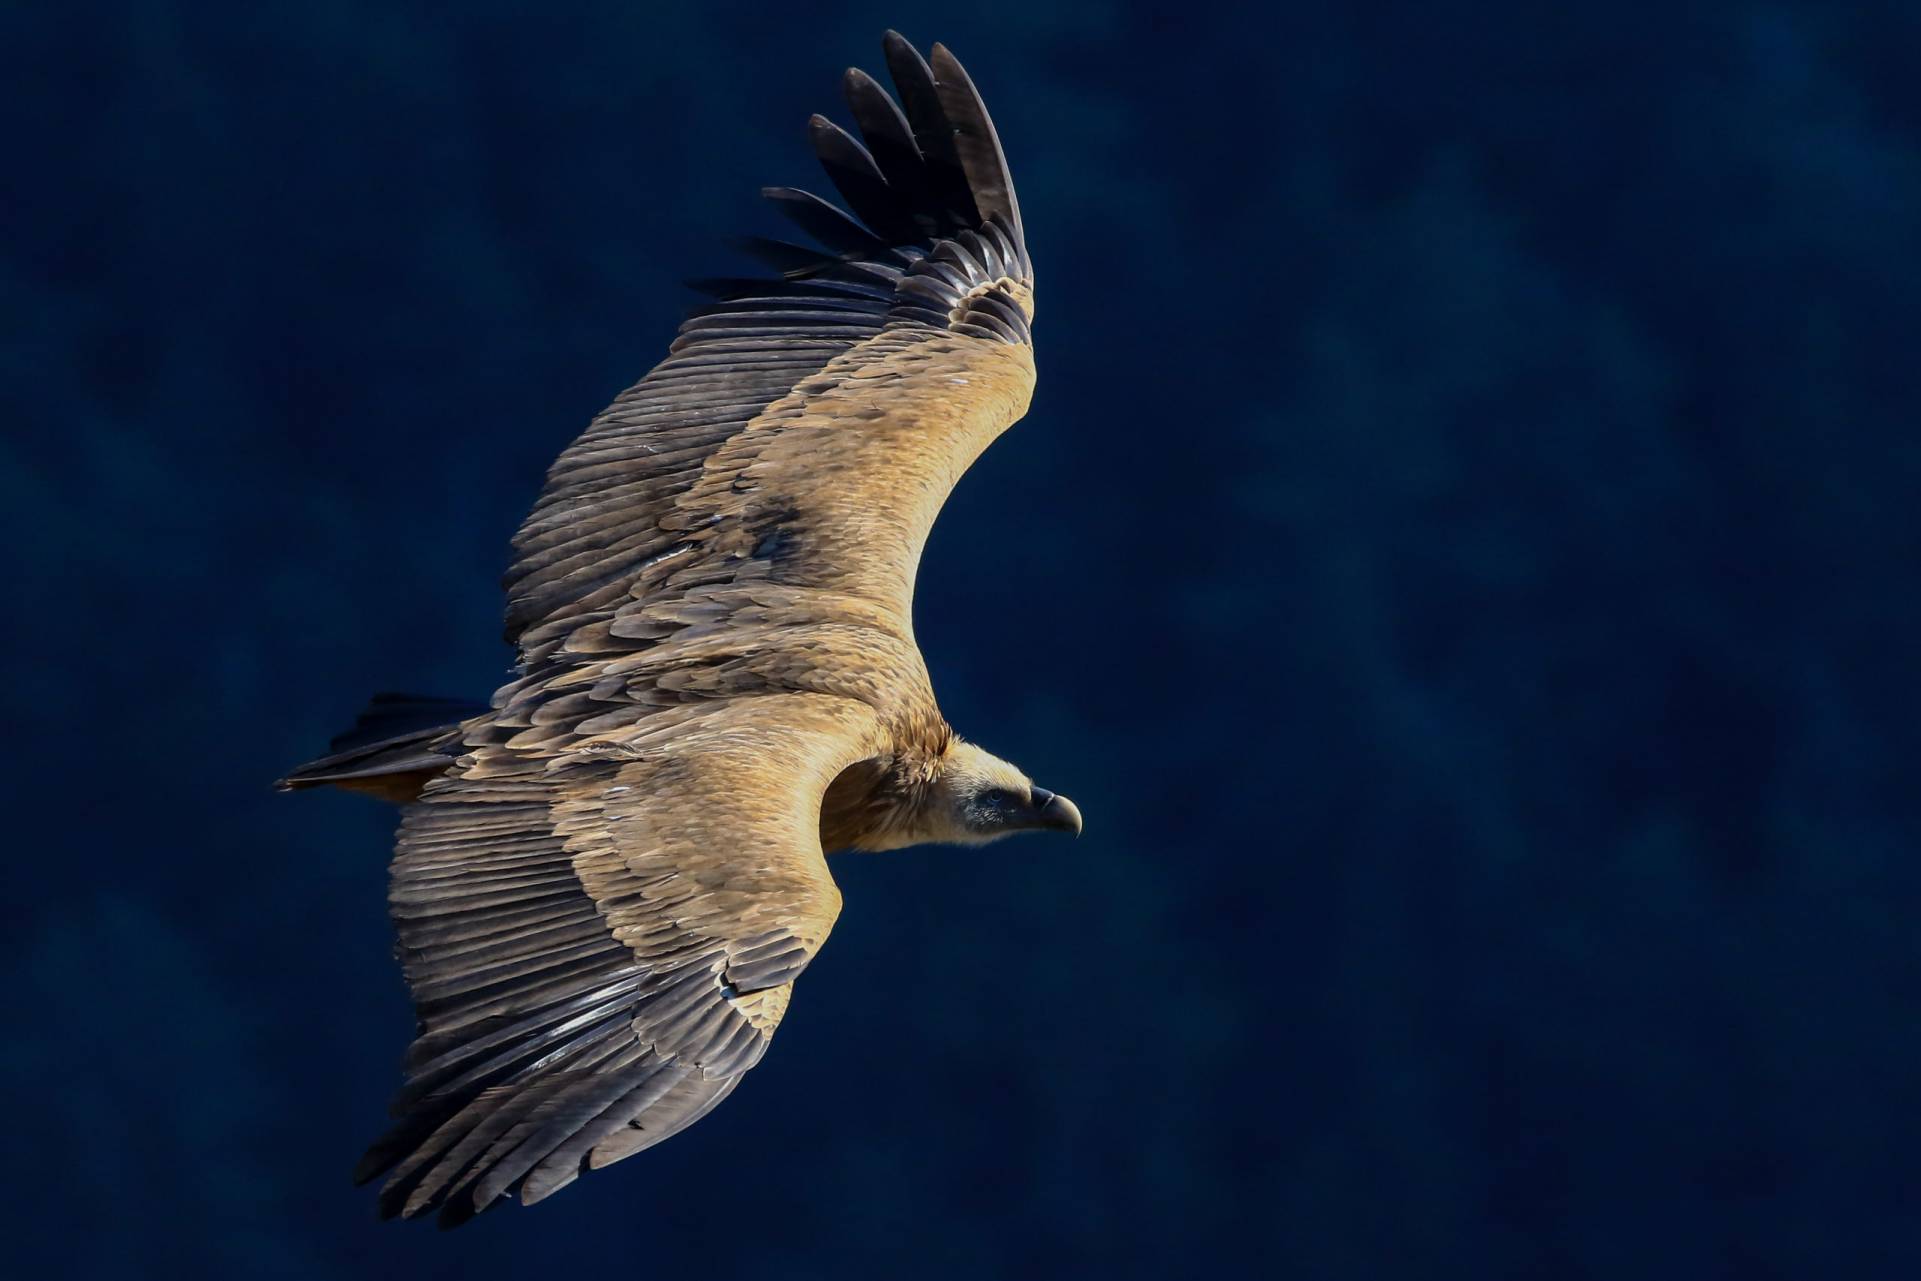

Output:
xmin=929 ymin=44 xmax=1023 ymax=242
xmin=761 ymin=186 xmax=887 ymax=254
xmin=805 ymin=115 xmax=909 ymax=243
xmin=881 ymin=31 xmax=980 ymax=231
xmin=840 ymin=67 xmax=927 ymax=216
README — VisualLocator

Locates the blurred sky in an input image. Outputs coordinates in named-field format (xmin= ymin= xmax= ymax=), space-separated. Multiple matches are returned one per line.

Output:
xmin=5 ymin=1 xmax=1919 ymax=1277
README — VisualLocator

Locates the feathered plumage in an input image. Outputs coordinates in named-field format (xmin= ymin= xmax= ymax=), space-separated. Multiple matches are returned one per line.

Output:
xmin=282 ymin=31 xmax=1079 ymax=1226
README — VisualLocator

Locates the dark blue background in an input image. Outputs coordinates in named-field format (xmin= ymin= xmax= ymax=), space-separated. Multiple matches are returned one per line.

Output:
xmin=6 ymin=1 xmax=1917 ymax=1276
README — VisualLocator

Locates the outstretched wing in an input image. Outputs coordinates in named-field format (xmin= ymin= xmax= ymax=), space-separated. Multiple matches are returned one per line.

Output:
xmin=487 ymin=33 xmax=1036 ymax=752
xmin=360 ymin=693 xmax=886 ymax=1225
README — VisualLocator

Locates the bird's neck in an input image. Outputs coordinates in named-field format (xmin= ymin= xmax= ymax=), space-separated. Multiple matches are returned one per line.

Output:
xmin=819 ymin=731 xmax=956 ymax=853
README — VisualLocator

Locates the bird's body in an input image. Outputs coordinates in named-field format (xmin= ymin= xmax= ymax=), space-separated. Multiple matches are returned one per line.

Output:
xmin=282 ymin=32 xmax=1078 ymax=1225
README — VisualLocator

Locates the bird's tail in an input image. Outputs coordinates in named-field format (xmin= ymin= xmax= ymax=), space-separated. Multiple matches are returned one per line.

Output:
xmin=277 ymin=692 xmax=487 ymax=803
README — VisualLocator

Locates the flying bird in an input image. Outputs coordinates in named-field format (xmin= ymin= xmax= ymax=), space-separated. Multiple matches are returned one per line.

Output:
xmin=280 ymin=32 xmax=1078 ymax=1225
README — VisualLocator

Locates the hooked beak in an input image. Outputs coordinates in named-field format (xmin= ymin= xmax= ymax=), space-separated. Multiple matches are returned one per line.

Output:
xmin=1029 ymin=787 xmax=1084 ymax=837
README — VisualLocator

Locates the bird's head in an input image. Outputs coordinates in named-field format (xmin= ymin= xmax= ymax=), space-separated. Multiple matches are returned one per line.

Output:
xmin=922 ymin=740 xmax=1082 ymax=846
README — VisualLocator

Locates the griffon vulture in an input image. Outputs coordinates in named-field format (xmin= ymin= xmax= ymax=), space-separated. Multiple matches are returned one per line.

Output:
xmin=281 ymin=32 xmax=1079 ymax=1225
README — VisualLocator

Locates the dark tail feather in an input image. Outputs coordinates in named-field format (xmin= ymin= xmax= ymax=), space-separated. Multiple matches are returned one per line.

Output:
xmin=277 ymin=693 xmax=487 ymax=799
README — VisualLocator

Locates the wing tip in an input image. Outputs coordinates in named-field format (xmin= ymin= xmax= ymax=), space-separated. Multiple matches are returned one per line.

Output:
xmin=922 ymin=41 xmax=1022 ymax=241
xmin=728 ymin=30 xmax=1027 ymax=289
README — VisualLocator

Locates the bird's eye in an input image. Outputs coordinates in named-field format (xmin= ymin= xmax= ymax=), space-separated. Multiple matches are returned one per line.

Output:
xmin=979 ymin=788 xmax=1013 ymax=807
